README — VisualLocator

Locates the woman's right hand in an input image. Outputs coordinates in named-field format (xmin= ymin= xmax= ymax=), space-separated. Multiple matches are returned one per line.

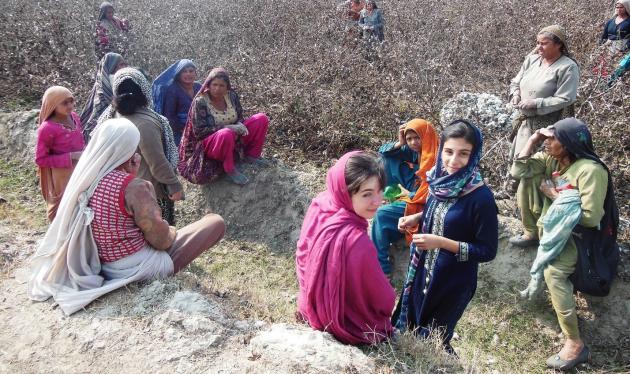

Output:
xmin=510 ymin=94 xmax=521 ymax=106
xmin=398 ymin=213 xmax=421 ymax=232
xmin=229 ymin=123 xmax=249 ymax=137
xmin=396 ymin=124 xmax=406 ymax=148
xmin=529 ymin=129 xmax=547 ymax=145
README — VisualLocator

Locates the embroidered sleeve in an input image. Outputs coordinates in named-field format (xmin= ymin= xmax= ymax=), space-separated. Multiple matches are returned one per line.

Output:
xmin=456 ymin=242 xmax=469 ymax=262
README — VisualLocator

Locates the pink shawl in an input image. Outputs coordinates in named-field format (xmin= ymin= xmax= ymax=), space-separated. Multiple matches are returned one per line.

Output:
xmin=296 ymin=151 xmax=395 ymax=345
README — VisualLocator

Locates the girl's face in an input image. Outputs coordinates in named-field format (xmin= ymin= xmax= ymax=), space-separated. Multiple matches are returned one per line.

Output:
xmin=366 ymin=2 xmax=374 ymax=11
xmin=405 ymin=130 xmax=422 ymax=153
xmin=178 ymin=67 xmax=198 ymax=86
xmin=536 ymin=35 xmax=562 ymax=60
xmin=208 ymin=78 xmax=228 ymax=99
xmin=105 ymin=7 xmax=114 ymax=21
xmin=53 ymin=97 xmax=75 ymax=118
xmin=113 ymin=60 xmax=128 ymax=74
xmin=351 ymin=176 xmax=383 ymax=220
xmin=441 ymin=137 xmax=473 ymax=175
xmin=616 ymin=3 xmax=628 ymax=17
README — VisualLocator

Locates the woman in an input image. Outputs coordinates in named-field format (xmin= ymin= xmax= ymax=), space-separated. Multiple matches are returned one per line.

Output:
xmin=508 ymin=25 xmax=579 ymax=247
xmin=511 ymin=118 xmax=617 ymax=370
xmin=35 ymin=86 xmax=85 ymax=222
xmin=28 ymin=118 xmax=225 ymax=316
xmin=98 ymin=67 xmax=183 ymax=225
xmin=152 ymin=59 xmax=202 ymax=146
xmin=179 ymin=68 xmax=269 ymax=186
xmin=80 ymin=52 xmax=127 ymax=143
xmin=371 ymin=119 xmax=438 ymax=276
xmin=95 ymin=1 xmax=130 ymax=58
xmin=296 ymin=151 xmax=395 ymax=345
xmin=393 ymin=120 xmax=498 ymax=354
xmin=359 ymin=0 xmax=384 ymax=42
xmin=600 ymin=0 xmax=630 ymax=53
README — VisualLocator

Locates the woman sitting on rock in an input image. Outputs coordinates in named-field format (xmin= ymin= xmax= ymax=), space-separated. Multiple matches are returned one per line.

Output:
xmin=95 ymin=2 xmax=130 ymax=58
xmin=179 ymin=67 xmax=269 ymax=186
xmin=152 ymin=59 xmax=202 ymax=146
xmin=35 ymin=86 xmax=85 ymax=222
xmin=371 ymin=119 xmax=438 ymax=277
xmin=508 ymin=25 xmax=579 ymax=247
xmin=359 ymin=0 xmax=384 ymax=42
xmin=600 ymin=0 xmax=630 ymax=54
xmin=98 ymin=67 xmax=183 ymax=225
xmin=510 ymin=118 xmax=618 ymax=370
xmin=80 ymin=52 xmax=127 ymax=143
xmin=296 ymin=151 xmax=395 ymax=345
xmin=393 ymin=120 xmax=498 ymax=354
xmin=28 ymin=118 xmax=225 ymax=315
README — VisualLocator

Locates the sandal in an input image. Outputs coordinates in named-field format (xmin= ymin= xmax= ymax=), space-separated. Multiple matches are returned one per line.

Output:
xmin=546 ymin=345 xmax=590 ymax=371
xmin=508 ymin=234 xmax=539 ymax=248
xmin=227 ymin=171 xmax=249 ymax=185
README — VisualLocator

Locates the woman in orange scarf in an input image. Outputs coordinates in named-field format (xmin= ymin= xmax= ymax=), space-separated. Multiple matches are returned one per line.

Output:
xmin=371 ymin=119 xmax=438 ymax=277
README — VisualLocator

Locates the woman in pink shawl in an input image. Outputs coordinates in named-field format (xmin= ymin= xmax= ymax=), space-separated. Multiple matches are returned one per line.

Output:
xmin=296 ymin=150 xmax=396 ymax=345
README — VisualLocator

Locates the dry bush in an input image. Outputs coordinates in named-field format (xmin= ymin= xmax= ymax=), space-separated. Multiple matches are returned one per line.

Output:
xmin=0 ymin=0 xmax=627 ymax=229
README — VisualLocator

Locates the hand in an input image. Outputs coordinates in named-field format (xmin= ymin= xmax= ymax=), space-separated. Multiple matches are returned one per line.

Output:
xmin=397 ymin=124 xmax=406 ymax=147
xmin=510 ymin=94 xmax=521 ymax=106
xmin=169 ymin=190 xmax=184 ymax=201
xmin=539 ymin=179 xmax=558 ymax=201
xmin=529 ymin=129 xmax=547 ymax=146
xmin=412 ymin=234 xmax=444 ymax=250
xmin=70 ymin=151 xmax=82 ymax=160
xmin=398 ymin=214 xmax=420 ymax=232
xmin=517 ymin=99 xmax=537 ymax=110
xmin=128 ymin=153 xmax=141 ymax=175
xmin=397 ymin=184 xmax=410 ymax=198
xmin=230 ymin=123 xmax=249 ymax=137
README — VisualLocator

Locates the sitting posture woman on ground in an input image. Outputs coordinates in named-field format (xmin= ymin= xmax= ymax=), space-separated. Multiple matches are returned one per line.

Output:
xmin=179 ymin=67 xmax=269 ymax=186
xmin=95 ymin=2 xmax=130 ymax=58
xmin=28 ymin=118 xmax=225 ymax=315
xmin=296 ymin=151 xmax=395 ymax=345
xmin=80 ymin=52 xmax=127 ymax=142
xmin=35 ymin=86 xmax=85 ymax=222
xmin=393 ymin=120 xmax=498 ymax=354
xmin=600 ymin=0 xmax=630 ymax=53
xmin=98 ymin=67 xmax=183 ymax=225
xmin=371 ymin=119 xmax=438 ymax=277
xmin=510 ymin=118 xmax=618 ymax=371
xmin=359 ymin=0 xmax=384 ymax=42
xmin=152 ymin=59 xmax=201 ymax=146
xmin=508 ymin=25 xmax=579 ymax=247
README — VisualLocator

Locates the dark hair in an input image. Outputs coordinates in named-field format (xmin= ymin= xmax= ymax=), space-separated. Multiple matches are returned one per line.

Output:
xmin=441 ymin=120 xmax=477 ymax=147
xmin=344 ymin=151 xmax=386 ymax=196
xmin=113 ymin=79 xmax=148 ymax=115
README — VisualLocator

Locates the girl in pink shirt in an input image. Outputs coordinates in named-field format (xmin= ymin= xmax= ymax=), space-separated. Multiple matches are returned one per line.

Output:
xmin=35 ymin=86 xmax=85 ymax=221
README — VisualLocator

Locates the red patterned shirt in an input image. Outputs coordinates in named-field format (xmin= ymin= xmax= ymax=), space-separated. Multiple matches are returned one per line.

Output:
xmin=89 ymin=169 xmax=147 ymax=262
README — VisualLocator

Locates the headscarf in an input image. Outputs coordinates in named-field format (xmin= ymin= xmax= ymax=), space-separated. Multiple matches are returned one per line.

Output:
xmin=97 ymin=67 xmax=178 ymax=170
xmin=39 ymin=86 xmax=73 ymax=126
xmin=152 ymin=59 xmax=197 ymax=115
xmin=296 ymin=151 xmax=390 ymax=344
xmin=98 ymin=2 xmax=114 ymax=21
xmin=80 ymin=52 xmax=124 ymax=140
xmin=28 ymin=118 xmax=141 ymax=311
xmin=366 ymin=0 xmax=378 ymax=8
xmin=399 ymin=119 xmax=439 ymax=242
xmin=425 ymin=120 xmax=484 ymax=201
xmin=615 ymin=0 xmax=630 ymax=17
xmin=200 ymin=67 xmax=232 ymax=92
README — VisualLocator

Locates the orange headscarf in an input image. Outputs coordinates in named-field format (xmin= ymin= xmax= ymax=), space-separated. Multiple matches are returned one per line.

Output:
xmin=399 ymin=118 xmax=439 ymax=243
xmin=39 ymin=86 xmax=73 ymax=126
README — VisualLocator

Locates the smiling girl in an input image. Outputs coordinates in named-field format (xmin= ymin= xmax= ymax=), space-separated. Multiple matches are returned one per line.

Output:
xmin=296 ymin=151 xmax=396 ymax=345
xmin=393 ymin=120 xmax=498 ymax=354
xmin=35 ymin=86 xmax=85 ymax=222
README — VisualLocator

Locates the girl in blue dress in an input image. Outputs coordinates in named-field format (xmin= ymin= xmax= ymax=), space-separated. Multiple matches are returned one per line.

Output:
xmin=393 ymin=120 xmax=498 ymax=354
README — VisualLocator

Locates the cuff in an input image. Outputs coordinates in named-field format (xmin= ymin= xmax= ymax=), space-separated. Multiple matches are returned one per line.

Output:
xmin=456 ymin=242 xmax=469 ymax=262
xmin=166 ymin=182 xmax=184 ymax=196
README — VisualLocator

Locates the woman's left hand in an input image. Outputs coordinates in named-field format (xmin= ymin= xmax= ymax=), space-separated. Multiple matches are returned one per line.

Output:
xmin=517 ymin=99 xmax=537 ymax=110
xmin=539 ymin=179 xmax=559 ymax=200
xmin=412 ymin=234 xmax=443 ymax=250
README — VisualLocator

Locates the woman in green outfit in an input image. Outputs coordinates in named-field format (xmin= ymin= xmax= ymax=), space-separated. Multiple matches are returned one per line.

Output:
xmin=511 ymin=118 xmax=618 ymax=371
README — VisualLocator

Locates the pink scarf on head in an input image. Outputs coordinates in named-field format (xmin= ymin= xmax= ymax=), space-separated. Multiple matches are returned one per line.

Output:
xmin=296 ymin=151 xmax=394 ymax=345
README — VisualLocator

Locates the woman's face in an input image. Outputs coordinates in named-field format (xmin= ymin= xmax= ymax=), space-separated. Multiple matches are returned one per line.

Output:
xmin=208 ymin=78 xmax=228 ymax=99
xmin=105 ymin=7 xmax=114 ymax=21
xmin=366 ymin=2 xmax=374 ymax=11
xmin=543 ymin=136 xmax=569 ymax=160
xmin=351 ymin=176 xmax=383 ymax=220
xmin=113 ymin=60 xmax=127 ymax=74
xmin=441 ymin=137 xmax=473 ymax=175
xmin=536 ymin=35 xmax=562 ymax=60
xmin=178 ymin=67 xmax=198 ymax=86
xmin=616 ymin=3 xmax=628 ymax=17
xmin=54 ymin=97 xmax=75 ymax=117
xmin=405 ymin=130 xmax=422 ymax=153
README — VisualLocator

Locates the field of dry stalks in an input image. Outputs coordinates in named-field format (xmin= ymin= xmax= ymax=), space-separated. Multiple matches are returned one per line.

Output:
xmin=1 ymin=0 xmax=628 ymax=226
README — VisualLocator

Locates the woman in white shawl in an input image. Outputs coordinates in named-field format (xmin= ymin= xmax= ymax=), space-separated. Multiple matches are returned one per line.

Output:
xmin=28 ymin=118 xmax=225 ymax=315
